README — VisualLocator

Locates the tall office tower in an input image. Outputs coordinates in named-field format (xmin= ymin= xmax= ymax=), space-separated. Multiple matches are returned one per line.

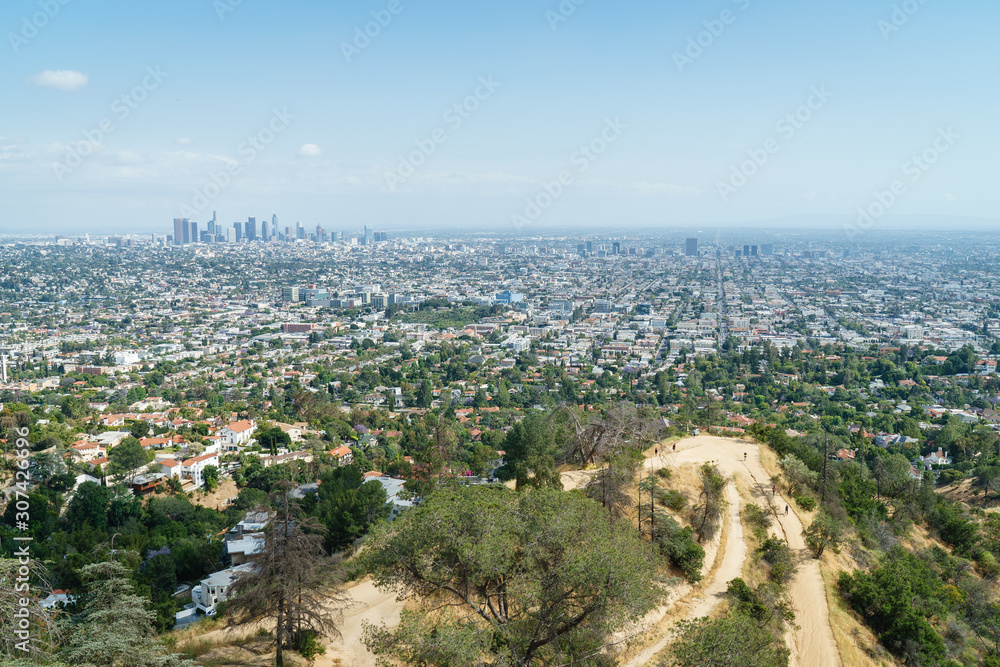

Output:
xmin=272 ymin=214 xmax=278 ymax=231
xmin=685 ymin=237 xmax=698 ymax=256
xmin=296 ymin=222 xmax=305 ymax=240
xmin=233 ymin=222 xmax=243 ymax=242
xmin=189 ymin=221 xmax=198 ymax=244
xmin=586 ymin=241 xmax=593 ymax=254
xmin=743 ymin=244 xmax=750 ymax=257
xmin=577 ymin=243 xmax=586 ymax=257
xmin=751 ymin=245 xmax=758 ymax=257
xmin=261 ymin=219 xmax=269 ymax=242
xmin=760 ymin=244 xmax=774 ymax=256
xmin=173 ymin=218 xmax=185 ymax=245
xmin=227 ymin=227 xmax=237 ymax=244
xmin=612 ymin=241 xmax=621 ymax=255
xmin=245 ymin=219 xmax=256 ymax=241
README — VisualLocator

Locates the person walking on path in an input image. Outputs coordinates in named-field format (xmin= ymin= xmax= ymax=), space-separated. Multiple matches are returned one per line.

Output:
xmin=785 ymin=504 xmax=789 ymax=515
xmin=772 ymin=485 xmax=776 ymax=496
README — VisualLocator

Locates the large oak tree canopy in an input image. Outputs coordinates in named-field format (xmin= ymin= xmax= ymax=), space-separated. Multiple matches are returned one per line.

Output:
xmin=362 ymin=485 xmax=664 ymax=666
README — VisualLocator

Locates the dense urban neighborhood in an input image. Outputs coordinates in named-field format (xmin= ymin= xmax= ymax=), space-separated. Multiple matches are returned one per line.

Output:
xmin=3 ymin=229 xmax=1000 ymax=666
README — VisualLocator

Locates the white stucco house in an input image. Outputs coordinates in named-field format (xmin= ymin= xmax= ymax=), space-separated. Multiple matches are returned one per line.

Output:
xmin=219 ymin=420 xmax=256 ymax=445
xmin=191 ymin=562 xmax=255 ymax=615
xmin=180 ymin=452 xmax=220 ymax=488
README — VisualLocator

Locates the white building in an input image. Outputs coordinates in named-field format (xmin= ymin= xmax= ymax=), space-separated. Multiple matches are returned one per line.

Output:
xmin=191 ymin=563 xmax=255 ymax=615
xmin=220 ymin=420 xmax=256 ymax=445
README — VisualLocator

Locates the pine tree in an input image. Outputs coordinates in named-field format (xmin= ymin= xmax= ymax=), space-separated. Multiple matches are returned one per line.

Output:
xmin=60 ymin=561 xmax=192 ymax=667
xmin=226 ymin=487 xmax=347 ymax=666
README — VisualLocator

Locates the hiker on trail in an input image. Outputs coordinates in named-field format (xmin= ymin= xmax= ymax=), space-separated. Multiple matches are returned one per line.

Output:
xmin=672 ymin=443 xmax=676 ymax=452
xmin=744 ymin=452 xmax=747 ymax=461
xmin=785 ymin=504 xmax=789 ymax=515
xmin=772 ymin=485 xmax=776 ymax=496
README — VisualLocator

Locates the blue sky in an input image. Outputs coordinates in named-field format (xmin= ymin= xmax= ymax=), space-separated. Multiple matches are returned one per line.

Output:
xmin=1 ymin=0 xmax=997 ymax=235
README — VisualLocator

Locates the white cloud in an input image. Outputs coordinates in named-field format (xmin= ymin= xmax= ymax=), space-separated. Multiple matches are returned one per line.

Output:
xmin=944 ymin=193 xmax=956 ymax=202
xmin=298 ymin=143 xmax=322 ymax=157
xmin=177 ymin=138 xmax=191 ymax=145
xmin=29 ymin=70 xmax=89 ymax=91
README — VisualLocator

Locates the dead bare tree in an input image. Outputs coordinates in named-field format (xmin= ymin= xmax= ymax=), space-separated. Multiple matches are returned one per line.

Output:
xmin=692 ymin=463 xmax=728 ymax=543
xmin=559 ymin=402 xmax=663 ymax=467
xmin=226 ymin=486 xmax=349 ymax=666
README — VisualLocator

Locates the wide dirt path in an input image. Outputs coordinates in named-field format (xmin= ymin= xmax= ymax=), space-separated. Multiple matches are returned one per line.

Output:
xmin=626 ymin=435 xmax=840 ymax=667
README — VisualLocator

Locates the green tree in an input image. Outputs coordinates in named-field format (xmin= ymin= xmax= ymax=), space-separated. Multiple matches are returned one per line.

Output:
xmin=778 ymin=454 xmax=818 ymax=498
xmin=362 ymin=485 xmax=663 ymax=666
xmin=108 ymin=437 xmax=149 ymax=484
xmin=60 ymin=561 xmax=193 ymax=667
xmin=202 ymin=465 xmax=219 ymax=491
xmin=495 ymin=411 xmax=563 ymax=490
xmin=65 ymin=481 xmax=112 ymax=530
xmin=803 ymin=512 xmax=843 ymax=558
xmin=415 ymin=380 xmax=433 ymax=408
xmin=664 ymin=612 xmax=790 ymax=667
xmin=256 ymin=426 xmax=291 ymax=456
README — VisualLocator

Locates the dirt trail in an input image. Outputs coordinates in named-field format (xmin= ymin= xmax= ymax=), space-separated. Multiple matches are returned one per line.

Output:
xmin=623 ymin=435 xmax=839 ymax=667
xmin=320 ymin=579 xmax=405 ymax=666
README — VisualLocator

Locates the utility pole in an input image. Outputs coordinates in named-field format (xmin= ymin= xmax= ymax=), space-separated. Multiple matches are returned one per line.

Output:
xmin=821 ymin=429 xmax=829 ymax=502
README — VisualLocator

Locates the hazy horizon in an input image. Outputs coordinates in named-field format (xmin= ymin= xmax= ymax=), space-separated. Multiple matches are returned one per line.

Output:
xmin=2 ymin=0 xmax=997 ymax=234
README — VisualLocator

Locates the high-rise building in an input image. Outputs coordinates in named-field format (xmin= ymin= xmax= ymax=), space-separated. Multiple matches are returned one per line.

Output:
xmin=586 ymin=241 xmax=593 ymax=254
xmin=245 ymin=218 xmax=256 ymax=241
xmin=189 ymin=221 xmax=198 ymax=244
xmin=296 ymin=222 xmax=305 ymax=240
xmin=261 ymin=219 xmax=269 ymax=242
xmin=743 ymin=244 xmax=750 ymax=257
xmin=685 ymin=237 xmax=698 ymax=257
xmin=233 ymin=222 xmax=242 ymax=242
xmin=612 ymin=242 xmax=621 ymax=255
xmin=751 ymin=245 xmax=758 ymax=257
xmin=227 ymin=227 xmax=237 ymax=244
xmin=282 ymin=287 xmax=300 ymax=303
xmin=173 ymin=218 xmax=186 ymax=245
